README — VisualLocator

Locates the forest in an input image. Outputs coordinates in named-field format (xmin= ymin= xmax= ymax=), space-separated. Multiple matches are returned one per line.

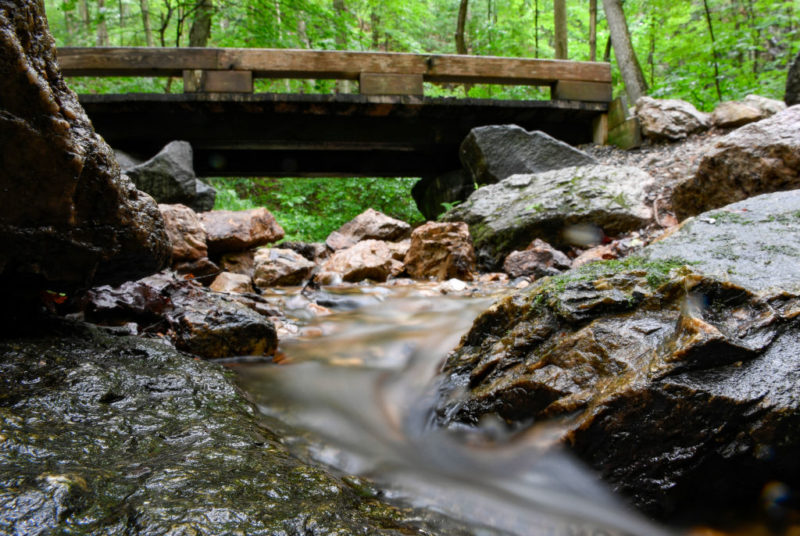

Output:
xmin=43 ymin=0 xmax=799 ymax=241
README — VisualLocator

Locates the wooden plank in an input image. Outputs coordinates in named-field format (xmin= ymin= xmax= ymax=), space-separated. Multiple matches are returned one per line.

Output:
xmin=592 ymin=113 xmax=608 ymax=145
xmin=607 ymin=117 xmax=642 ymax=150
xmin=57 ymin=47 xmax=612 ymax=86
xmin=201 ymin=70 xmax=253 ymax=93
xmin=359 ymin=73 xmax=423 ymax=95
xmin=551 ymin=80 xmax=612 ymax=102
xmin=607 ymin=98 xmax=628 ymax=129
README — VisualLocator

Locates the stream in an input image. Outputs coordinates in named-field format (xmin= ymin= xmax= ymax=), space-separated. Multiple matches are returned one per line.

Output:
xmin=234 ymin=283 xmax=672 ymax=536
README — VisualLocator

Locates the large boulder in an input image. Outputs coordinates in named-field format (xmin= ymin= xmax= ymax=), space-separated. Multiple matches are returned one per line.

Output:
xmin=403 ymin=222 xmax=477 ymax=281
xmin=411 ymin=170 xmax=476 ymax=221
xmin=325 ymin=208 xmax=411 ymax=251
xmin=459 ymin=125 xmax=597 ymax=186
xmin=0 ymin=1 xmax=170 ymax=295
xmin=199 ymin=207 xmax=284 ymax=255
xmin=158 ymin=203 xmax=207 ymax=261
xmin=671 ymin=105 xmax=800 ymax=220
xmin=442 ymin=165 xmax=654 ymax=270
xmin=435 ymin=190 xmax=800 ymax=519
xmin=634 ymin=96 xmax=711 ymax=141
xmin=319 ymin=240 xmax=403 ymax=283
xmin=124 ymin=141 xmax=216 ymax=212
xmin=786 ymin=50 xmax=800 ymax=106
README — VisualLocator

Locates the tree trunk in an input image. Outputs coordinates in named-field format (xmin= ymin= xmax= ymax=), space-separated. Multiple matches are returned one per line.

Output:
xmin=79 ymin=0 xmax=90 ymax=31
xmin=96 ymin=0 xmax=109 ymax=46
xmin=534 ymin=0 xmax=539 ymax=58
xmin=554 ymin=0 xmax=567 ymax=59
xmin=333 ymin=0 xmax=352 ymax=92
xmin=455 ymin=0 xmax=469 ymax=55
xmin=370 ymin=9 xmax=380 ymax=49
xmin=589 ymin=0 xmax=597 ymax=61
xmin=601 ymin=0 xmax=647 ymax=104
xmin=189 ymin=0 xmax=213 ymax=47
xmin=140 ymin=0 xmax=154 ymax=46
xmin=702 ymin=0 xmax=723 ymax=101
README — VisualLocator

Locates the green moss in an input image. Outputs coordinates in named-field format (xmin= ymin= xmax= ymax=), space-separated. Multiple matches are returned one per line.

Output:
xmin=707 ymin=211 xmax=753 ymax=225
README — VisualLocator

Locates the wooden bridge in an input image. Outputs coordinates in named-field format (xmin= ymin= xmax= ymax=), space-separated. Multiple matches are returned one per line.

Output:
xmin=57 ymin=47 xmax=614 ymax=177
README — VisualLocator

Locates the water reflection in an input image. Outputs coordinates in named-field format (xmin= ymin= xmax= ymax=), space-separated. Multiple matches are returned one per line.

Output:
xmin=236 ymin=284 xmax=671 ymax=536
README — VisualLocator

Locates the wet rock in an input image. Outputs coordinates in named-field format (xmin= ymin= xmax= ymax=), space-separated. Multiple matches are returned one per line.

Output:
xmin=219 ymin=249 xmax=255 ymax=277
xmin=124 ymin=141 xmax=216 ymax=212
xmin=710 ymin=101 xmax=764 ymax=128
xmin=281 ymin=241 xmax=330 ymax=263
xmin=325 ymin=209 xmax=411 ymax=251
xmin=412 ymin=170 xmax=476 ymax=221
xmin=173 ymin=256 xmax=220 ymax=283
xmin=320 ymin=240 xmax=403 ymax=283
xmin=742 ymin=94 xmax=786 ymax=117
xmin=435 ymin=190 xmax=800 ymax=519
xmin=404 ymin=222 xmax=477 ymax=281
xmin=571 ymin=243 xmax=618 ymax=267
xmin=634 ymin=97 xmax=711 ymax=141
xmin=199 ymin=207 xmax=284 ymax=255
xmin=503 ymin=239 xmax=572 ymax=279
xmin=671 ymin=105 xmax=800 ymax=220
xmin=253 ymin=248 xmax=316 ymax=288
xmin=158 ymin=203 xmax=207 ymax=261
xmin=786 ymin=50 xmax=800 ymax=106
xmin=443 ymin=165 xmax=654 ymax=270
xmin=460 ymin=125 xmax=597 ymax=186
xmin=209 ymin=271 xmax=253 ymax=294
xmin=0 ymin=324 xmax=426 ymax=535
xmin=0 ymin=1 xmax=170 ymax=294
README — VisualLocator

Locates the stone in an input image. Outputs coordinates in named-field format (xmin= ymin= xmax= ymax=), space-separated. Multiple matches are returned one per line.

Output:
xmin=502 ymin=239 xmax=572 ymax=279
xmin=710 ymin=101 xmax=764 ymax=128
xmin=0 ymin=1 xmax=170 ymax=295
xmin=634 ymin=96 xmax=711 ymax=141
xmin=158 ymin=203 xmax=207 ymax=261
xmin=124 ymin=141 xmax=216 ymax=213
xmin=742 ymin=94 xmax=786 ymax=116
xmin=411 ymin=170 xmax=476 ymax=221
xmin=209 ymin=271 xmax=253 ymax=294
xmin=571 ymin=243 xmax=617 ymax=268
xmin=173 ymin=257 xmax=221 ymax=283
xmin=443 ymin=165 xmax=654 ymax=270
xmin=320 ymin=240 xmax=403 ymax=283
xmin=199 ymin=207 xmax=284 ymax=254
xmin=671 ymin=105 xmax=800 ymax=220
xmin=459 ymin=125 xmax=597 ymax=186
xmin=325 ymin=209 xmax=411 ymax=251
xmin=404 ymin=222 xmax=477 ymax=281
xmin=435 ymin=190 xmax=800 ymax=519
xmin=219 ymin=250 xmax=256 ymax=277
xmin=281 ymin=241 xmax=330 ymax=263
xmin=253 ymin=248 xmax=316 ymax=288
xmin=786 ymin=50 xmax=800 ymax=106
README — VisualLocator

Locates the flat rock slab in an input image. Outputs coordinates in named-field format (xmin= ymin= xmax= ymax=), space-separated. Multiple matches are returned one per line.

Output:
xmin=444 ymin=165 xmax=654 ymax=270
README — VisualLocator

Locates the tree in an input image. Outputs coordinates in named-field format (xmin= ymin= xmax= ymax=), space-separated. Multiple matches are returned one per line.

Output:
xmin=455 ymin=0 xmax=469 ymax=54
xmin=140 ymin=0 xmax=154 ymax=46
xmin=601 ymin=0 xmax=647 ymax=104
xmin=189 ymin=0 xmax=213 ymax=47
xmin=554 ymin=0 xmax=567 ymax=59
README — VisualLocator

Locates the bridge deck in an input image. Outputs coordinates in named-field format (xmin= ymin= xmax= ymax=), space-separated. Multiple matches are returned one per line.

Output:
xmin=80 ymin=93 xmax=607 ymax=177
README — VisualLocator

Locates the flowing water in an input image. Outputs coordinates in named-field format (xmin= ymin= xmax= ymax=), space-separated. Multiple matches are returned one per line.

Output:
xmin=235 ymin=282 xmax=673 ymax=536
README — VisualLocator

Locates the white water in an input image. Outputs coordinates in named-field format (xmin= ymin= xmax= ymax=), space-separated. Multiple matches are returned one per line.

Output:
xmin=235 ymin=284 xmax=673 ymax=536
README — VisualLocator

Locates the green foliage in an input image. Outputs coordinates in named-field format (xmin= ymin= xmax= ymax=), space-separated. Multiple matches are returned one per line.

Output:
xmin=208 ymin=177 xmax=424 ymax=242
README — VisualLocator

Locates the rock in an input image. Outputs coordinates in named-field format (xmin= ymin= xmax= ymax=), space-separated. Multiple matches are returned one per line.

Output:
xmin=114 ymin=149 xmax=141 ymax=170
xmin=443 ymin=165 xmax=654 ymax=270
xmin=0 ymin=323 xmax=425 ymax=534
xmin=85 ymin=272 xmax=276 ymax=358
xmin=173 ymin=257 xmax=221 ymax=282
xmin=325 ymin=209 xmax=411 ymax=251
xmin=253 ymin=248 xmax=316 ymax=287
xmin=435 ymin=190 xmax=800 ymax=519
xmin=209 ymin=271 xmax=253 ymax=294
xmin=710 ymin=101 xmax=764 ymax=128
xmin=404 ymin=222 xmax=477 ymax=281
xmin=411 ymin=170 xmax=476 ymax=221
xmin=502 ymin=239 xmax=572 ymax=279
xmin=786 ymin=50 xmax=800 ymax=106
xmin=158 ymin=203 xmax=207 ymax=261
xmin=671 ymin=105 xmax=800 ymax=220
xmin=320 ymin=240 xmax=403 ymax=283
xmin=199 ymin=207 xmax=284 ymax=254
xmin=0 ymin=1 xmax=170 ymax=294
xmin=634 ymin=96 xmax=711 ymax=141
xmin=460 ymin=125 xmax=597 ymax=186
xmin=571 ymin=243 xmax=618 ymax=268
xmin=124 ymin=141 xmax=216 ymax=212
xmin=219 ymin=250 xmax=255 ymax=277
xmin=281 ymin=241 xmax=330 ymax=263
xmin=742 ymin=94 xmax=786 ymax=116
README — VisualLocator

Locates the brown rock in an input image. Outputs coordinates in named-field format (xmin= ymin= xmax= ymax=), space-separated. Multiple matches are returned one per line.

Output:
xmin=219 ymin=250 xmax=255 ymax=278
xmin=742 ymin=94 xmax=786 ymax=117
xmin=710 ymin=101 xmax=764 ymax=128
xmin=209 ymin=272 xmax=253 ymax=294
xmin=321 ymin=240 xmax=403 ymax=282
xmin=634 ymin=96 xmax=711 ymax=141
xmin=199 ymin=208 xmax=284 ymax=254
xmin=672 ymin=105 xmax=800 ymax=220
xmin=0 ymin=1 xmax=170 ymax=295
xmin=253 ymin=248 xmax=316 ymax=288
xmin=174 ymin=257 xmax=221 ymax=284
xmin=571 ymin=244 xmax=618 ymax=268
xmin=159 ymin=204 xmax=207 ymax=261
xmin=404 ymin=222 xmax=476 ymax=281
xmin=502 ymin=239 xmax=571 ymax=279
xmin=325 ymin=209 xmax=410 ymax=251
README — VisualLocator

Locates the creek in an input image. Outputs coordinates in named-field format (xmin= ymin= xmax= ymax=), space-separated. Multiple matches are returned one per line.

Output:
xmin=234 ymin=283 xmax=671 ymax=536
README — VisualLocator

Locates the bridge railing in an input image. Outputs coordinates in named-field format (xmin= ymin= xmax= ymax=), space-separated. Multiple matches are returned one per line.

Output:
xmin=56 ymin=47 xmax=612 ymax=102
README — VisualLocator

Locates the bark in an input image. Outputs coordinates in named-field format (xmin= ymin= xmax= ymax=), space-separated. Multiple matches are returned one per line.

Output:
xmin=140 ymin=0 xmax=154 ymax=47
xmin=96 ymin=0 xmax=109 ymax=46
xmin=189 ymin=0 xmax=213 ymax=47
xmin=554 ymin=0 xmax=567 ymax=59
xmin=702 ymin=0 xmax=723 ymax=101
xmin=602 ymin=0 xmax=647 ymax=104
xmin=455 ymin=0 xmax=469 ymax=55
xmin=589 ymin=0 xmax=597 ymax=61
xmin=534 ymin=0 xmax=539 ymax=57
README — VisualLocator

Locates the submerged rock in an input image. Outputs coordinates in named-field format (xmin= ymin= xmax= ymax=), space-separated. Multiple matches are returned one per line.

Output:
xmin=443 ymin=165 xmax=654 ymax=270
xmin=0 ymin=323 xmax=428 ymax=535
xmin=672 ymin=105 xmax=800 ymax=220
xmin=435 ymin=190 xmax=800 ymax=519
xmin=634 ymin=97 xmax=711 ymax=141
xmin=0 ymin=0 xmax=170 ymax=294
